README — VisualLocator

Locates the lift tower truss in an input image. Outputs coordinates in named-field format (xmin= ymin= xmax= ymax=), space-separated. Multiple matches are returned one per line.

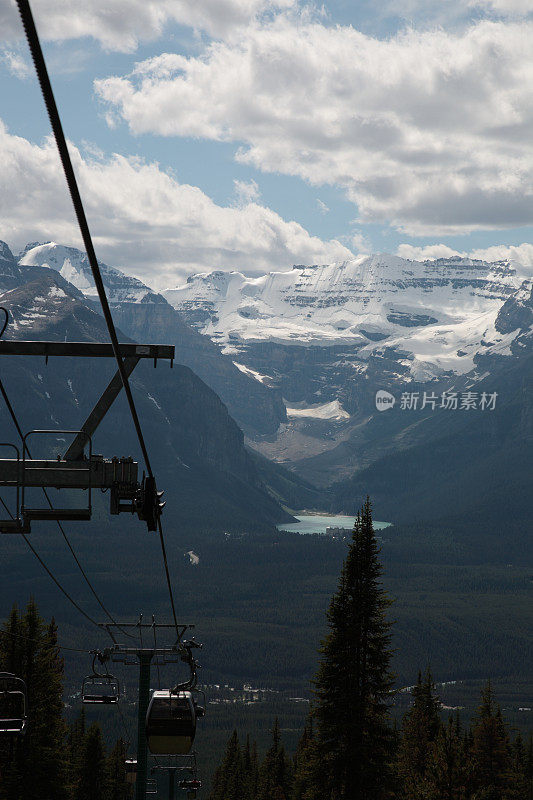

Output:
xmin=96 ymin=618 xmax=201 ymax=800
xmin=0 ymin=340 xmax=174 ymax=533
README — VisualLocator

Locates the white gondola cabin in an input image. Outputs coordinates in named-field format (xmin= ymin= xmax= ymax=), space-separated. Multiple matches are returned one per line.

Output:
xmin=145 ymin=690 xmax=197 ymax=755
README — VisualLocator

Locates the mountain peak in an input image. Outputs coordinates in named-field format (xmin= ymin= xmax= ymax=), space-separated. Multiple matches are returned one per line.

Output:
xmin=18 ymin=241 xmax=157 ymax=304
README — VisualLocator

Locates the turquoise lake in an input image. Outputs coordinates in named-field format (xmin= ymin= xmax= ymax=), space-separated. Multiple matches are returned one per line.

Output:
xmin=277 ymin=514 xmax=391 ymax=535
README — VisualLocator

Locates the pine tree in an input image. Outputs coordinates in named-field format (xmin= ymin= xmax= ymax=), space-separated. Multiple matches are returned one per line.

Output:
xmin=396 ymin=668 xmax=442 ymax=798
xmin=258 ymin=719 xmax=292 ymax=800
xmin=68 ymin=709 xmax=87 ymax=797
xmin=209 ymin=730 xmax=245 ymax=800
xmin=469 ymin=682 xmax=511 ymax=800
xmin=311 ymin=497 xmax=395 ymax=800
xmin=426 ymin=714 xmax=468 ymax=800
xmin=525 ymin=735 xmax=533 ymax=800
xmin=291 ymin=716 xmax=317 ymax=800
xmin=75 ymin=723 xmax=107 ymax=800
xmin=105 ymin=738 xmax=130 ymax=800
xmin=0 ymin=600 xmax=68 ymax=800
xmin=243 ymin=735 xmax=259 ymax=800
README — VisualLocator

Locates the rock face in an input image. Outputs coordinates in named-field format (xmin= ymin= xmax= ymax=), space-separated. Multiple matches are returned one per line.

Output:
xmin=0 ymin=267 xmax=293 ymax=532
xmin=0 ymin=242 xmax=21 ymax=290
xmin=16 ymin=242 xmax=286 ymax=436
xmin=495 ymin=279 xmax=533 ymax=336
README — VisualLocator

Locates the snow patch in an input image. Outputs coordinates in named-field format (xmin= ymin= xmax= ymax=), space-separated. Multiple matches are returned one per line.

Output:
xmin=286 ymin=399 xmax=350 ymax=421
xmin=233 ymin=361 xmax=273 ymax=384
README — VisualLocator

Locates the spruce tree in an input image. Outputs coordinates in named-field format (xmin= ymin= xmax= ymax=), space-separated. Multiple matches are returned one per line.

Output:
xmin=258 ymin=719 xmax=292 ymax=800
xmin=0 ymin=600 xmax=68 ymax=800
xmin=75 ymin=723 xmax=107 ymax=800
xmin=396 ymin=668 xmax=442 ymax=798
xmin=311 ymin=497 xmax=395 ymax=800
xmin=243 ymin=735 xmax=259 ymax=800
xmin=105 ymin=738 xmax=130 ymax=800
xmin=209 ymin=730 xmax=245 ymax=800
xmin=525 ymin=734 xmax=533 ymax=800
xmin=469 ymin=682 xmax=511 ymax=800
xmin=291 ymin=716 xmax=317 ymax=800
xmin=425 ymin=714 xmax=468 ymax=800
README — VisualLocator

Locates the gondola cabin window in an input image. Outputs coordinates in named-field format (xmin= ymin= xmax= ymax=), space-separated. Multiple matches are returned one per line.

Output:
xmin=146 ymin=690 xmax=197 ymax=755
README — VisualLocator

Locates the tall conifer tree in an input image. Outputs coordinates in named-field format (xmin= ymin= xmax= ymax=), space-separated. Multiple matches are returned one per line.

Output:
xmin=0 ymin=601 xmax=68 ymax=800
xmin=311 ymin=497 xmax=395 ymax=800
xmin=396 ymin=668 xmax=442 ymax=798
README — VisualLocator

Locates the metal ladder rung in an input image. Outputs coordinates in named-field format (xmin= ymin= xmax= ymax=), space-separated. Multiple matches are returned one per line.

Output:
xmin=22 ymin=508 xmax=91 ymax=521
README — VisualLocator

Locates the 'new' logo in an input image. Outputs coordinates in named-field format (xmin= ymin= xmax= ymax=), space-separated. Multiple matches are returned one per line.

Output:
xmin=375 ymin=390 xmax=396 ymax=412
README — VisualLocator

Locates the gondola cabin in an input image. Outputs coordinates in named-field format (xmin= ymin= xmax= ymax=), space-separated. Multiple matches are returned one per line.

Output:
xmin=0 ymin=672 xmax=28 ymax=735
xmin=145 ymin=690 xmax=197 ymax=755
xmin=82 ymin=674 xmax=120 ymax=704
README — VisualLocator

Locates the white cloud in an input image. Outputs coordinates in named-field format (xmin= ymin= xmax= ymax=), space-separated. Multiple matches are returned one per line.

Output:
xmin=0 ymin=120 xmax=352 ymax=287
xmin=233 ymin=178 xmax=261 ymax=205
xmin=471 ymin=0 xmax=533 ymax=17
xmin=96 ymin=18 xmax=533 ymax=235
xmin=316 ymin=198 xmax=329 ymax=215
xmin=1 ymin=48 xmax=30 ymax=79
xmin=469 ymin=242 xmax=533 ymax=265
xmin=396 ymin=241 xmax=533 ymax=266
xmin=396 ymin=244 xmax=464 ymax=261
xmin=0 ymin=0 xmax=296 ymax=52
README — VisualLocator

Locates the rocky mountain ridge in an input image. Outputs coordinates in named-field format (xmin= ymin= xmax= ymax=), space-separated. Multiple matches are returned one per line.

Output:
xmin=0 ymin=266 xmax=296 ymax=532
xmin=3 ymin=241 xmax=286 ymax=437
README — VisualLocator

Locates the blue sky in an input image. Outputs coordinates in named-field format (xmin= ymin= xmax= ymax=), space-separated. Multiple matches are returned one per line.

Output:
xmin=0 ymin=0 xmax=531 ymax=288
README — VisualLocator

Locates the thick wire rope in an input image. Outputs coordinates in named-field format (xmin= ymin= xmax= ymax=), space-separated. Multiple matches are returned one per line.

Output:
xmin=15 ymin=0 xmax=181 ymax=637
xmin=0 ymin=494 xmax=101 ymax=629
xmin=15 ymin=0 xmax=152 ymax=477
xmin=0 ymin=309 xmax=137 ymax=641
xmin=0 ymin=618 xmax=93 ymax=654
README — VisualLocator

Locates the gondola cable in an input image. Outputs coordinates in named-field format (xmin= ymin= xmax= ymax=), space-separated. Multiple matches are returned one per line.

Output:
xmin=15 ymin=0 xmax=180 ymax=638
xmin=0 ymin=493 xmax=100 ymax=629
xmin=0 ymin=621 xmax=93 ymax=654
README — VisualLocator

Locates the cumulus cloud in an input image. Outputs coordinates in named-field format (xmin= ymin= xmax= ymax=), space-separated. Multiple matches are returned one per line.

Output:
xmin=471 ymin=0 xmax=533 ymax=17
xmin=96 ymin=18 xmax=533 ymax=235
xmin=0 ymin=121 xmax=352 ymax=287
xmin=396 ymin=241 xmax=533 ymax=266
xmin=0 ymin=0 xmax=296 ymax=52
xmin=233 ymin=178 xmax=261 ymax=205
xmin=1 ymin=48 xmax=30 ymax=79
xmin=396 ymin=244 xmax=465 ymax=261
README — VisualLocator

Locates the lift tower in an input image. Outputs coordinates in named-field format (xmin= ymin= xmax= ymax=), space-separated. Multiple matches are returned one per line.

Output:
xmin=0 ymin=339 xmax=174 ymax=534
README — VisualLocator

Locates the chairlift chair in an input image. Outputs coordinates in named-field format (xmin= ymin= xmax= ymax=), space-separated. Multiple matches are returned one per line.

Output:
xmin=145 ymin=691 xmax=198 ymax=755
xmin=146 ymin=778 xmax=158 ymax=795
xmin=178 ymin=779 xmax=202 ymax=792
xmin=82 ymin=673 xmax=120 ymax=704
xmin=0 ymin=672 xmax=28 ymax=735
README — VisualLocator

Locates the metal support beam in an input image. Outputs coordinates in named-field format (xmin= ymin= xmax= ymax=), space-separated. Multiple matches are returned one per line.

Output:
xmin=0 ymin=341 xmax=174 ymax=361
xmin=65 ymin=356 xmax=139 ymax=461
xmin=0 ymin=457 xmax=138 ymax=489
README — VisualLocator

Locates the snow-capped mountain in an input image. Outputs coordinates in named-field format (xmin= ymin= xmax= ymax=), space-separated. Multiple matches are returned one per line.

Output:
xmin=164 ymin=255 xmax=533 ymax=382
xmin=2 ymin=240 xmax=286 ymax=437
xmin=163 ymin=254 xmax=533 ymax=481
xmin=19 ymin=242 xmax=161 ymax=304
